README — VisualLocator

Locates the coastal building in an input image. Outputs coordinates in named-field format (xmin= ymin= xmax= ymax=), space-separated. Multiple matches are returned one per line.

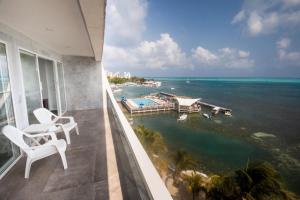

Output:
xmin=123 ymin=72 xmax=131 ymax=79
xmin=0 ymin=1 xmax=172 ymax=200
xmin=175 ymin=97 xmax=201 ymax=113
xmin=106 ymin=71 xmax=131 ymax=79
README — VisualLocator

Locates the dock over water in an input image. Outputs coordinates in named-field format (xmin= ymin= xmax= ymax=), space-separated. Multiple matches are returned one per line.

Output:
xmin=197 ymin=101 xmax=232 ymax=112
xmin=121 ymin=92 xmax=232 ymax=115
xmin=159 ymin=92 xmax=176 ymax=97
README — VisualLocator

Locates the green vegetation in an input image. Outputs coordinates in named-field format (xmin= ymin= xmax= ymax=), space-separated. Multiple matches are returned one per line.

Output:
xmin=172 ymin=149 xmax=197 ymax=182
xmin=134 ymin=125 xmax=167 ymax=156
xmin=132 ymin=125 xmax=298 ymax=200
xmin=108 ymin=76 xmax=146 ymax=84
xmin=206 ymin=161 xmax=298 ymax=200
xmin=182 ymin=172 xmax=206 ymax=200
xmin=134 ymin=125 xmax=168 ymax=174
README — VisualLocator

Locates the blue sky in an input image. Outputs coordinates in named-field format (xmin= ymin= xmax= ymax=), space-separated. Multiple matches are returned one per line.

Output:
xmin=103 ymin=0 xmax=300 ymax=77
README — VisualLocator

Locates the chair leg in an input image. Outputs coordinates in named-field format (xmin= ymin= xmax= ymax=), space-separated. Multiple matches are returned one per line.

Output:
xmin=58 ymin=151 xmax=68 ymax=169
xmin=25 ymin=157 xmax=33 ymax=179
xmin=75 ymin=125 xmax=79 ymax=135
xmin=63 ymin=130 xmax=71 ymax=145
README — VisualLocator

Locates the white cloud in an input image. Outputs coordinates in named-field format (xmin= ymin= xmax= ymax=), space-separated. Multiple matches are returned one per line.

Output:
xmin=232 ymin=10 xmax=245 ymax=24
xmin=103 ymin=34 xmax=254 ymax=70
xmin=283 ymin=0 xmax=300 ymax=7
xmin=192 ymin=47 xmax=254 ymax=68
xmin=238 ymin=50 xmax=250 ymax=58
xmin=191 ymin=47 xmax=218 ymax=64
xmin=232 ymin=0 xmax=300 ymax=36
xmin=276 ymin=38 xmax=300 ymax=64
xmin=247 ymin=12 xmax=263 ymax=35
xmin=103 ymin=1 xmax=255 ymax=71
xmin=105 ymin=0 xmax=147 ymax=46
xmin=277 ymin=38 xmax=291 ymax=49
xmin=103 ymin=33 xmax=188 ymax=69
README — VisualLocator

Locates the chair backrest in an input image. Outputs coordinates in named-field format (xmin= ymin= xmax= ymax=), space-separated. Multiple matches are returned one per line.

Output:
xmin=2 ymin=125 xmax=30 ymax=150
xmin=33 ymin=108 xmax=56 ymax=124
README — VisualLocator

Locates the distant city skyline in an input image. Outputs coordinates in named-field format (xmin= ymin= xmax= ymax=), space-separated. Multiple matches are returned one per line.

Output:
xmin=103 ymin=0 xmax=300 ymax=77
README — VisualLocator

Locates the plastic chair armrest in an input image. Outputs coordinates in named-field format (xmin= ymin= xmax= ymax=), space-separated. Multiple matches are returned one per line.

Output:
xmin=24 ymin=132 xmax=57 ymax=141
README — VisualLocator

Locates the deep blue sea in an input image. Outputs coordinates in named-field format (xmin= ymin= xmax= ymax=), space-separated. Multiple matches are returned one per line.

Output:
xmin=113 ymin=77 xmax=300 ymax=195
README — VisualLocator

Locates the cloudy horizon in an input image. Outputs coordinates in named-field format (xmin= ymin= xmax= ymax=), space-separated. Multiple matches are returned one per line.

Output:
xmin=103 ymin=0 xmax=300 ymax=77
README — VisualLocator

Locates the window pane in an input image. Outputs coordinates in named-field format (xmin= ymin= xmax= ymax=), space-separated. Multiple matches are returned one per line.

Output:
xmin=0 ymin=43 xmax=20 ymax=175
xmin=0 ymin=43 xmax=8 ymax=93
xmin=20 ymin=52 xmax=41 ymax=123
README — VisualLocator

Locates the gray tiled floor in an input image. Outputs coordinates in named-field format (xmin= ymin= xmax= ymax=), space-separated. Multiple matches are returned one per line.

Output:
xmin=0 ymin=109 xmax=109 ymax=200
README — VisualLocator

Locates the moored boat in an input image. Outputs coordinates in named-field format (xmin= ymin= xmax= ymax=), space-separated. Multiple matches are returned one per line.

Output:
xmin=202 ymin=113 xmax=210 ymax=119
xmin=177 ymin=113 xmax=188 ymax=121
xmin=224 ymin=111 xmax=232 ymax=116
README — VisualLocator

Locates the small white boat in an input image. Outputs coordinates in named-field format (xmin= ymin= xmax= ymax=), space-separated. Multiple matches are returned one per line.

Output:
xmin=177 ymin=114 xmax=188 ymax=121
xmin=224 ymin=111 xmax=232 ymax=116
xmin=171 ymin=87 xmax=175 ymax=90
xmin=212 ymin=107 xmax=220 ymax=115
xmin=186 ymin=80 xmax=190 ymax=83
xmin=202 ymin=113 xmax=210 ymax=119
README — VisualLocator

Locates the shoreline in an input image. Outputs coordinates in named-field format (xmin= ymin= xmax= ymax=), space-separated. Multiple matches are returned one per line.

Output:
xmin=112 ymin=78 xmax=300 ymax=196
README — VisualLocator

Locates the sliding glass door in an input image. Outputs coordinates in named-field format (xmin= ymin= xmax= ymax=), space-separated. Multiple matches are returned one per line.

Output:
xmin=20 ymin=51 xmax=42 ymax=124
xmin=38 ymin=57 xmax=58 ymax=114
xmin=57 ymin=62 xmax=67 ymax=114
xmin=0 ymin=42 xmax=20 ymax=175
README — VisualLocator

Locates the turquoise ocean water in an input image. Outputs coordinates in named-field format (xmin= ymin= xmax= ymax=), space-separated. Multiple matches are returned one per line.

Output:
xmin=113 ymin=77 xmax=300 ymax=194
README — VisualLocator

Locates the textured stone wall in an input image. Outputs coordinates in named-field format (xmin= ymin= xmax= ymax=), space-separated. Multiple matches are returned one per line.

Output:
xmin=63 ymin=56 xmax=102 ymax=110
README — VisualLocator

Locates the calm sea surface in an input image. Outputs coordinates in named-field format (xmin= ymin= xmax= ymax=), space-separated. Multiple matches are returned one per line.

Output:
xmin=113 ymin=77 xmax=300 ymax=194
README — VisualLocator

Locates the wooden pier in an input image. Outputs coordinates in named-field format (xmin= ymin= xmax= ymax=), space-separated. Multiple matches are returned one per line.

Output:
xmin=159 ymin=92 xmax=176 ymax=97
xmin=121 ymin=100 xmax=175 ymax=114
xmin=197 ymin=101 xmax=232 ymax=112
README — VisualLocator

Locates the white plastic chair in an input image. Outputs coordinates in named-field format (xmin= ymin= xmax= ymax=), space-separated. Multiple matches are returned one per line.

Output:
xmin=33 ymin=108 xmax=79 ymax=144
xmin=2 ymin=125 xmax=68 ymax=179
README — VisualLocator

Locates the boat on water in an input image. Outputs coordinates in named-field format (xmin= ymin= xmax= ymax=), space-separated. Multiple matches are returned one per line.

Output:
xmin=224 ymin=111 xmax=232 ymax=116
xmin=202 ymin=113 xmax=210 ymax=119
xmin=177 ymin=113 xmax=188 ymax=121
xmin=171 ymin=87 xmax=175 ymax=90
xmin=186 ymin=80 xmax=190 ymax=83
xmin=212 ymin=107 xmax=221 ymax=115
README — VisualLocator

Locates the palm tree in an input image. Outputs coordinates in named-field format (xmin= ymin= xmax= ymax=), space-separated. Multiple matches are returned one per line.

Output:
xmin=172 ymin=149 xmax=197 ymax=182
xmin=134 ymin=125 xmax=167 ymax=157
xmin=183 ymin=171 xmax=206 ymax=200
xmin=134 ymin=125 xmax=168 ymax=175
xmin=207 ymin=161 xmax=298 ymax=200
xmin=244 ymin=162 xmax=297 ymax=200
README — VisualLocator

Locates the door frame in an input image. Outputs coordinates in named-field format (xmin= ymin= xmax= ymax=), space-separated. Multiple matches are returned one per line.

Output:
xmin=56 ymin=62 xmax=67 ymax=115
xmin=0 ymin=40 xmax=22 ymax=179
xmin=18 ymin=47 xmax=65 ymax=124
xmin=37 ymin=56 xmax=59 ymax=114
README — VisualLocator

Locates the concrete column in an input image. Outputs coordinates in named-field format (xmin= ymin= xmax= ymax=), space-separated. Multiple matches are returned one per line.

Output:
xmin=62 ymin=56 xmax=102 ymax=111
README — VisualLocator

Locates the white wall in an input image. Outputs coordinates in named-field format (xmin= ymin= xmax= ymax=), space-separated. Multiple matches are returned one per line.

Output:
xmin=0 ymin=22 xmax=61 ymax=129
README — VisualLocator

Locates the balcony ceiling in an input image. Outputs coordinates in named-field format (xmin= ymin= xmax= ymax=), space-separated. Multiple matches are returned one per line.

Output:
xmin=0 ymin=0 xmax=105 ymax=61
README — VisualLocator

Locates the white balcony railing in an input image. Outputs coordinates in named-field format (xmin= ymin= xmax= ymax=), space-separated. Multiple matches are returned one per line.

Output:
xmin=102 ymin=67 xmax=173 ymax=200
